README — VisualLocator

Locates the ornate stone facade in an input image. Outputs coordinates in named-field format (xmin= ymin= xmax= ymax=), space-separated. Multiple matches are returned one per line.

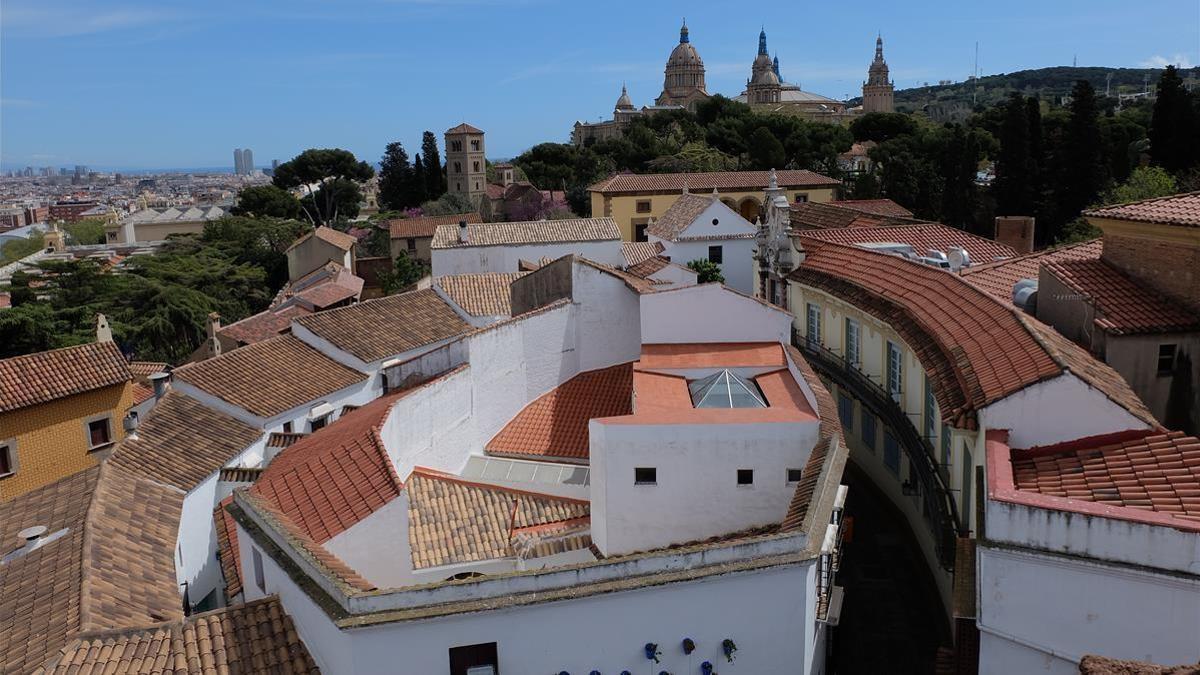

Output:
xmin=655 ymin=21 xmax=709 ymax=109
xmin=862 ymin=35 xmax=895 ymax=113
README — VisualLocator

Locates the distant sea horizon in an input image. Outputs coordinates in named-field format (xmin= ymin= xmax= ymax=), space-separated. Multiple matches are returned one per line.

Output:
xmin=0 ymin=165 xmax=248 ymax=175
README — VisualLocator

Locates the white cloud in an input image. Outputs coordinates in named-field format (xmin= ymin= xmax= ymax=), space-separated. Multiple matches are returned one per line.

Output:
xmin=2 ymin=2 xmax=187 ymax=38
xmin=1140 ymin=54 xmax=1194 ymax=69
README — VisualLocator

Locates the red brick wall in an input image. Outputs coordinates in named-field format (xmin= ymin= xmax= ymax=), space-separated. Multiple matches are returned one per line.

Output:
xmin=993 ymin=217 xmax=1034 ymax=255
xmin=1102 ymin=233 xmax=1200 ymax=310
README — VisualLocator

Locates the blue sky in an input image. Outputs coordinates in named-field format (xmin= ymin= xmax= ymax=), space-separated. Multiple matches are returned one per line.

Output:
xmin=2 ymin=0 xmax=1197 ymax=170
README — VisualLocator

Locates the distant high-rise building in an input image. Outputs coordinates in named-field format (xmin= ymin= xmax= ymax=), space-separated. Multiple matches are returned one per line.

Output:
xmin=272 ymin=159 xmax=279 ymax=170
xmin=862 ymin=35 xmax=895 ymax=114
xmin=233 ymin=148 xmax=245 ymax=175
xmin=73 ymin=165 xmax=88 ymax=178
xmin=243 ymin=148 xmax=254 ymax=174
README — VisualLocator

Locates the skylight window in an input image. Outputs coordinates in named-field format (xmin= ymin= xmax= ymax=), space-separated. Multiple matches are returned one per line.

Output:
xmin=688 ymin=369 xmax=768 ymax=409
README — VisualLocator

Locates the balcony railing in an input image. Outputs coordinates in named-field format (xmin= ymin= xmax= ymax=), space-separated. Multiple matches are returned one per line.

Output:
xmin=794 ymin=330 xmax=961 ymax=571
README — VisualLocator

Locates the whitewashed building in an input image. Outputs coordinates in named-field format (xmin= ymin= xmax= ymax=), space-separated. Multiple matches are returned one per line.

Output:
xmin=647 ymin=190 xmax=759 ymax=294
xmin=430 ymin=217 xmax=625 ymax=276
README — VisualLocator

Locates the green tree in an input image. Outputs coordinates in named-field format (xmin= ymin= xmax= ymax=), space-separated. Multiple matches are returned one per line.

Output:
xmin=1 ymin=232 xmax=43 ymax=264
xmin=1098 ymin=165 xmax=1177 ymax=204
xmin=1061 ymin=81 xmax=1108 ymax=231
xmin=411 ymin=154 xmax=429 ymax=206
xmin=994 ymin=94 xmax=1035 ymax=215
xmin=421 ymin=131 xmax=446 ymax=198
xmin=233 ymin=185 xmax=302 ymax=219
xmin=310 ymin=178 xmax=363 ymax=223
xmin=746 ymin=126 xmax=786 ymax=170
xmin=273 ymin=148 xmax=374 ymax=225
xmin=64 ymin=218 xmax=107 ymax=245
xmin=687 ymin=259 xmax=725 ymax=284
xmin=1149 ymin=65 xmax=1199 ymax=172
xmin=940 ymin=124 xmax=983 ymax=231
xmin=378 ymin=142 xmax=414 ymax=212
xmin=850 ymin=112 xmax=919 ymax=143
xmin=420 ymin=192 xmax=477 ymax=216
xmin=378 ymin=252 xmax=428 ymax=295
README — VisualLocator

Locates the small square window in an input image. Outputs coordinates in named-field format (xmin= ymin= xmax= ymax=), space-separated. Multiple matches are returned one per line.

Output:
xmin=406 ymin=237 xmax=417 ymax=252
xmin=0 ymin=442 xmax=15 ymax=478
xmin=737 ymin=468 xmax=754 ymax=485
xmin=282 ymin=421 xmax=293 ymax=433
xmin=1157 ymin=344 xmax=1176 ymax=375
xmin=787 ymin=468 xmax=802 ymax=483
xmin=708 ymin=245 xmax=723 ymax=264
xmin=635 ymin=467 xmax=657 ymax=485
xmin=636 ymin=200 xmax=652 ymax=213
xmin=794 ymin=193 xmax=809 ymax=203
xmin=309 ymin=416 xmax=328 ymax=432
xmin=87 ymin=418 xmax=111 ymax=449
xmin=252 ymin=547 xmax=266 ymax=593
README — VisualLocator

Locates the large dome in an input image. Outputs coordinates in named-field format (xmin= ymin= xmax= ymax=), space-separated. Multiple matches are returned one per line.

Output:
xmin=752 ymin=68 xmax=780 ymax=86
xmin=668 ymin=41 xmax=703 ymax=67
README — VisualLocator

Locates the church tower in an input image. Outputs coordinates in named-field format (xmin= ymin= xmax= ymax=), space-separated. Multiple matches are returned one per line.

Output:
xmin=444 ymin=123 xmax=487 ymax=205
xmin=862 ymin=35 xmax=895 ymax=113
xmin=656 ymin=21 xmax=709 ymax=109
xmin=746 ymin=29 xmax=782 ymax=104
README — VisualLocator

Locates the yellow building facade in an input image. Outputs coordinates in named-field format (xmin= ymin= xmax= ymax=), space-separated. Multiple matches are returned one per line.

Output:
xmin=0 ymin=341 xmax=135 ymax=502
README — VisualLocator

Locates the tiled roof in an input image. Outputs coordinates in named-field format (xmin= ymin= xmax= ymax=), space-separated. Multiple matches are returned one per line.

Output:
xmin=831 ymin=199 xmax=914 ymax=218
xmin=109 ymin=391 xmax=263 ymax=491
xmin=0 ymin=341 xmax=130 ymax=413
xmin=961 ymin=239 xmax=1103 ymax=303
xmin=215 ymin=496 xmax=243 ymax=598
xmin=621 ymin=240 xmax=665 ymax=267
xmin=638 ymin=342 xmax=784 ymax=369
xmin=792 ymin=242 xmax=1070 ymax=428
xmin=488 ymin=363 xmax=634 ymax=461
xmin=285 ymin=226 xmax=357 ymax=253
xmin=446 ymin=122 xmax=484 ymax=134
xmin=267 ymin=431 xmax=308 ymax=448
xmin=798 ymin=223 xmax=1016 ymax=263
xmin=251 ymin=391 xmax=406 ymax=544
xmin=431 ymin=218 xmax=620 ymax=249
xmin=389 ymin=212 xmax=481 ymax=239
xmin=589 ymin=170 xmax=839 ymax=194
xmin=782 ymin=344 xmax=845 ymax=532
xmin=1011 ymin=430 xmax=1200 ymax=526
xmin=647 ymin=193 xmax=714 ymax=241
xmin=626 ymin=256 xmax=671 ymax=279
xmin=790 ymin=201 xmax=911 ymax=230
xmin=1079 ymin=654 xmax=1200 ymax=674
xmin=41 ymin=596 xmax=319 ymax=674
xmin=130 ymin=382 xmax=155 ymax=406
xmin=0 ymin=465 xmax=183 ymax=674
xmin=1042 ymin=258 xmax=1200 ymax=335
xmin=219 ymin=304 xmax=311 ymax=346
xmin=128 ymin=361 xmax=168 ymax=378
xmin=1083 ymin=191 xmax=1200 ymax=227
xmin=406 ymin=468 xmax=590 ymax=569
xmin=293 ymin=288 xmax=469 ymax=363
xmin=173 ymin=335 xmax=367 ymax=419
xmin=437 ymin=272 xmax=528 ymax=317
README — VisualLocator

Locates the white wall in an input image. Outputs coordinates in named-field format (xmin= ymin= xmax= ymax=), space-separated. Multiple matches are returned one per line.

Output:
xmin=978 ymin=544 xmax=1200 ymax=672
xmin=325 ymin=493 xmax=412 ymax=588
xmin=383 ymin=367 xmax=477 ymax=479
xmin=647 ymin=262 xmax=698 ymax=289
xmin=171 ymin=376 xmax=377 ymax=435
xmin=571 ymin=263 xmax=642 ymax=371
xmin=641 ymin=284 xmax=792 ymax=345
xmin=432 ymin=240 xmax=624 ymax=276
xmin=590 ymin=418 xmax=818 ymax=555
xmin=651 ymin=199 xmax=758 ymax=295
xmin=980 ymin=373 xmax=1151 ymax=449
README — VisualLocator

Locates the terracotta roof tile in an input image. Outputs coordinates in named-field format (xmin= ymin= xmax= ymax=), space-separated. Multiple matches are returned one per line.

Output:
xmin=790 ymin=200 xmax=918 ymax=230
xmin=294 ymin=288 xmax=469 ymax=363
xmin=446 ymin=122 xmax=484 ymax=134
xmin=589 ymin=170 xmax=839 ymax=194
xmin=109 ymin=391 xmax=262 ymax=491
xmin=437 ymin=272 xmax=528 ymax=317
xmin=782 ymin=344 xmax=844 ymax=532
xmin=251 ymin=391 xmax=407 ymax=543
xmin=215 ymin=496 xmax=243 ymax=598
xmin=388 ymin=212 xmax=481 ymax=239
xmin=128 ymin=361 xmax=168 ymax=378
xmin=638 ymin=342 xmax=784 ymax=369
xmin=487 ymin=363 xmax=633 ymax=461
xmin=961 ymin=239 xmax=1102 ymax=303
xmin=1043 ymin=258 xmax=1200 ymax=335
xmin=431 ymin=218 xmax=620 ymax=249
xmin=647 ymin=193 xmax=715 ymax=241
xmin=1012 ymin=430 xmax=1200 ymax=526
xmin=219 ymin=304 xmax=312 ymax=346
xmin=173 ymin=335 xmax=367 ymax=418
xmin=0 ymin=464 xmax=183 ymax=673
xmin=267 ymin=431 xmax=308 ymax=448
xmin=799 ymin=223 xmax=1016 ymax=262
xmin=831 ymin=198 xmax=914 ymax=218
xmin=0 ymin=341 xmax=130 ymax=413
xmin=1084 ymin=191 xmax=1200 ymax=227
xmin=42 ymin=596 xmax=319 ymax=674
xmin=285 ymin=226 xmax=357 ymax=253
xmin=406 ymin=468 xmax=590 ymax=569
xmin=1079 ymin=654 xmax=1200 ymax=674
xmin=626 ymin=255 xmax=672 ymax=279
xmin=621 ymin=240 xmax=665 ymax=267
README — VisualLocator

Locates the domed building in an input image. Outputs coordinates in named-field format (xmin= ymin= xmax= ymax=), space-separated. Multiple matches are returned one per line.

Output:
xmin=655 ymin=21 xmax=710 ymax=109
xmin=734 ymin=30 xmax=849 ymax=120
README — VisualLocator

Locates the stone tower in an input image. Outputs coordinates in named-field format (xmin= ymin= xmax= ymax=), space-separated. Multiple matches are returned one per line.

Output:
xmin=862 ymin=35 xmax=895 ymax=113
xmin=656 ymin=21 xmax=709 ymax=109
xmin=746 ymin=29 xmax=782 ymax=104
xmin=444 ymin=123 xmax=487 ymax=205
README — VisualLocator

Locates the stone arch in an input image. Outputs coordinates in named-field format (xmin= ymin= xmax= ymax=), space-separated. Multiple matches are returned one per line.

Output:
xmin=738 ymin=197 xmax=762 ymax=222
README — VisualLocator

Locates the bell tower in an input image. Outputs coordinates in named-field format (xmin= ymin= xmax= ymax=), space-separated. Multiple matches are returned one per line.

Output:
xmin=862 ymin=35 xmax=895 ymax=113
xmin=444 ymin=123 xmax=487 ymax=205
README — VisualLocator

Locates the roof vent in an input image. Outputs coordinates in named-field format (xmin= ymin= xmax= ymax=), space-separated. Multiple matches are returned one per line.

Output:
xmin=1013 ymin=278 xmax=1038 ymax=313
xmin=19 ymin=525 xmax=46 ymax=544
xmin=458 ymin=220 xmax=469 ymax=243
xmin=2 ymin=525 xmax=70 ymax=565
xmin=947 ymin=246 xmax=971 ymax=271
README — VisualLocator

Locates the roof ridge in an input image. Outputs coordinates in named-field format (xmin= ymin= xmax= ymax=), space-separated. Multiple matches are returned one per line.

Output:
xmin=960 ymin=237 xmax=1101 ymax=275
xmin=1084 ymin=189 xmax=1200 ymax=213
xmin=408 ymin=466 xmax=591 ymax=505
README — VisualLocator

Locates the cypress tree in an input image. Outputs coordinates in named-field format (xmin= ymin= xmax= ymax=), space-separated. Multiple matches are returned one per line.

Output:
xmin=421 ymin=131 xmax=445 ymax=198
xmin=1062 ymin=80 xmax=1107 ymax=221
xmin=1149 ymin=65 xmax=1198 ymax=172
xmin=411 ymin=154 xmax=429 ymax=206
xmin=378 ymin=142 xmax=413 ymax=211
xmin=1026 ymin=96 xmax=1047 ymax=224
xmin=994 ymin=93 xmax=1034 ymax=215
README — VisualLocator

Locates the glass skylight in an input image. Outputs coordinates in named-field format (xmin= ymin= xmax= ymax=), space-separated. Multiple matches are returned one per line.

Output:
xmin=688 ymin=369 xmax=768 ymax=409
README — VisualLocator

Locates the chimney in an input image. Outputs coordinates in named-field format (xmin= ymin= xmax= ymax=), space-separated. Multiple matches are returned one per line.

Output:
xmin=206 ymin=312 xmax=222 ymax=358
xmin=458 ymin=220 xmax=469 ymax=244
xmin=149 ymin=371 xmax=170 ymax=401
xmin=95 ymin=313 xmax=113 ymax=343
xmin=994 ymin=216 xmax=1035 ymax=255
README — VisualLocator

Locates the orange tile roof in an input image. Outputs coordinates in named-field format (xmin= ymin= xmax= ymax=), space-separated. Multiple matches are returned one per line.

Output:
xmin=437 ymin=272 xmax=528 ymax=316
xmin=173 ymin=335 xmax=367 ymax=418
xmin=589 ymin=170 xmax=839 ymax=194
xmin=831 ymin=198 xmax=914 ymax=218
xmin=293 ymin=288 xmax=470 ymax=363
xmin=389 ymin=212 xmax=481 ymax=239
xmin=0 ymin=341 xmax=130 ymax=413
xmin=998 ymin=429 xmax=1200 ymax=530
xmin=622 ymin=365 xmax=817 ymax=425
xmin=626 ymin=255 xmax=672 ymax=279
xmin=41 ymin=596 xmax=318 ymax=675
xmin=638 ymin=342 xmax=785 ymax=369
xmin=621 ymin=240 xmax=665 ymax=267
xmin=219 ymin=304 xmax=312 ymax=346
xmin=647 ymin=193 xmax=715 ymax=241
xmin=431 ymin=218 xmax=620 ymax=249
xmin=487 ymin=363 xmax=634 ymax=461
xmin=215 ymin=495 xmax=243 ymax=598
xmin=110 ymin=390 xmax=263 ymax=491
xmin=1043 ymin=258 xmax=1200 ymax=335
xmin=1084 ymin=191 xmax=1200 ymax=227
xmin=406 ymin=468 xmax=590 ymax=569
xmin=446 ymin=122 xmax=484 ymax=134
xmin=251 ymin=391 xmax=406 ymax=543
xmin=285 ymin=225 xmax=357 ymax=253
xmin=790 ymin=200 xmax=913 ymax=230
xmin=799 ymin=223 xmax=1016 ymax=262
xmin=961 ymin=239 xmax=1103 ymax=303
xmin=128 ymin=361 xmax=168 ymax=378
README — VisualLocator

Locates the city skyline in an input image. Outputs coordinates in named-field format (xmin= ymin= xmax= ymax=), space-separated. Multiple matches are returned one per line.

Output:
xmin=2 ymin=0 xmax=1197 ymax=169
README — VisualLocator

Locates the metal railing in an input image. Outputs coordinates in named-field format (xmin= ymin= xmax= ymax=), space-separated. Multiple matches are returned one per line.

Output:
xmin=794 ymin=330 xmax=961 ymax=571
